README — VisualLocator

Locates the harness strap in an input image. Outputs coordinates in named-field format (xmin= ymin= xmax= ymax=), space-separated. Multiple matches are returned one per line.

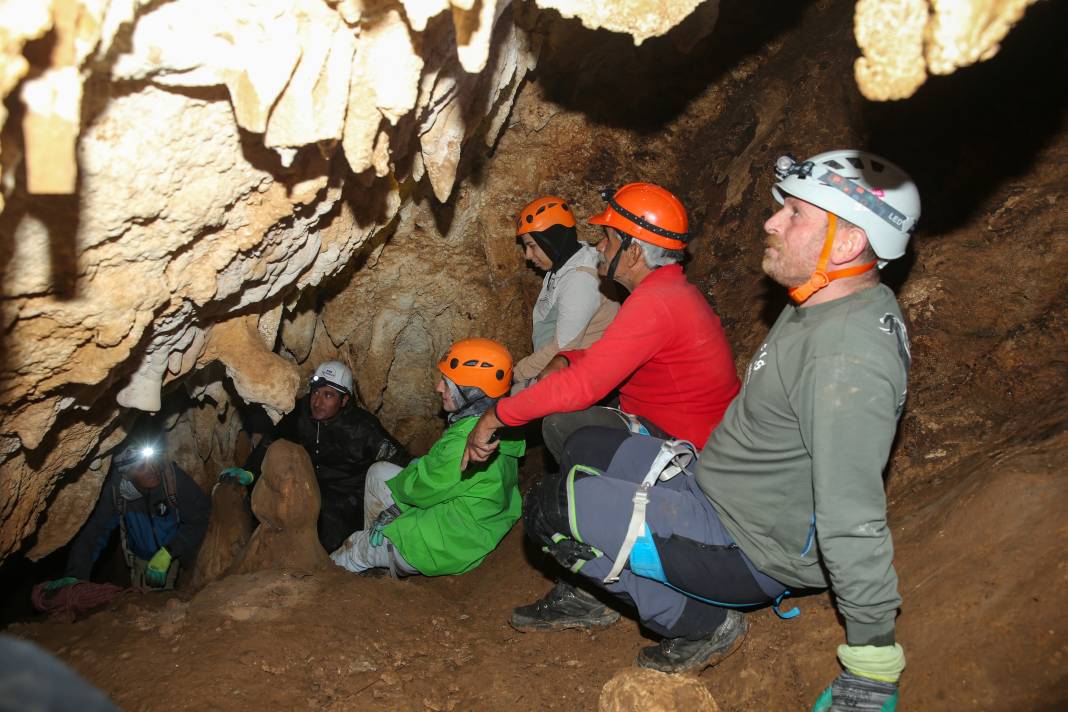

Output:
xmin=163 ymin=465 xmax=180 ymax=527
xmin=602 ymin=439 xmax=696 ymax=584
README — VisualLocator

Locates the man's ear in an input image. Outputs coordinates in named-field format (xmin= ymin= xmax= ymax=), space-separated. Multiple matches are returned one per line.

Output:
xmin=626 ymin=241 xmax=644 ymax=267
xmin=833 ymin=224 xmax=870 ymax=265
xmin=341 ymin=394 xmax=350 ymax=408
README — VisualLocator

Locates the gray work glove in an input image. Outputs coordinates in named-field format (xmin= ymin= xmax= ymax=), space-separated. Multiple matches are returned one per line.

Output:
xmin=369 ymin=505 xmax=402 ymax=548
xmin=811 ymin=672 xmax=899 ymax=712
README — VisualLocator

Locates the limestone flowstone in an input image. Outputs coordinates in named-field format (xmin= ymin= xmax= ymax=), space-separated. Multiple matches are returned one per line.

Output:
xmin=854 ymin=0 xmax=1040 ymax=100
xmin=0 ymin=0 xmax=540 ymax=563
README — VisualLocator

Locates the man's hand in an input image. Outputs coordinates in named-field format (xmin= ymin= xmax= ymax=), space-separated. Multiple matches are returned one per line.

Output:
xmin=369 ymin=505 xmax=403 ymax=548
xmin=537 ymin=355 xmax=569 ymax=380
xmin=219 ymin=467 xmax=255 ymax=486
xmin=145 ymin=547 xmax=172 ymax=588
xmin=811 ymin=644 xmax=905 ymax=712
xmin=462 ymin=407 xmax=503 ymax=470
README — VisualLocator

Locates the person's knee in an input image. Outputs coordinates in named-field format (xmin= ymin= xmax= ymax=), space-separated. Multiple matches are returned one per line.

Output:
xmin=541 ymin=414 xmax=568 ymax=452
xmin=367 ymin=460 xmax=399 ymax=486
xmin=524 ymin=466 xmax=603 ymax=571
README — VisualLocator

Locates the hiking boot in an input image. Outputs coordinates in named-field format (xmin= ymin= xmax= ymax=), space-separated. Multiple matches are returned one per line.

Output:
xmin=636 ymin=609 xmax=747 ymax=673
xmin=510 ymin=581 xmax=621 ymax=632
xmin=357 ymin=567 xmax=388 ymax=579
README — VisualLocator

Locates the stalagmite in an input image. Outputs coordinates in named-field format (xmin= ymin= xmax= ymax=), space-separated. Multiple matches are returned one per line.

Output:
xmin=189 ymin=482 xmax=255 ymax=589
xmin=231 ymin=440 xmax=331 ymax=574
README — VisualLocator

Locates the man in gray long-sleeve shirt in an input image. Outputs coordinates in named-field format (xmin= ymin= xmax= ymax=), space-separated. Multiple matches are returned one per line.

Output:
xmin=517 ymin=149 xmax=920 ymax=712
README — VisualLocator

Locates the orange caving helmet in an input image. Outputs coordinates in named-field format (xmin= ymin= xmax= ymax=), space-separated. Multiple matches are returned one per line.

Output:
xmin=589 ymin=183 xmax=690 ymax=250
xmin=515 ymin=196 xmax=576 ymax=237
xmin=437 ymin=338 xmax=513 ymax=398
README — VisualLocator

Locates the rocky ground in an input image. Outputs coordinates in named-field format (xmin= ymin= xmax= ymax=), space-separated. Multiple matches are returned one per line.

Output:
xmin=9 ymin=424 xmax=1067 ymax=711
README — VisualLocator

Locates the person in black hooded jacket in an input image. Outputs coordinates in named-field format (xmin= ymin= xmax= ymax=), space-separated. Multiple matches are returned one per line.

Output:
xmin=243 ymin=360 xmax=410 ymax=552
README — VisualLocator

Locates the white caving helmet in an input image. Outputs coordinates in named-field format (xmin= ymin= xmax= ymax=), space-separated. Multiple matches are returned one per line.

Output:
xmin=772 ymin=149 xmax=921 ymax=268
xmin=310 ymin=360 xmax=353 ymax=396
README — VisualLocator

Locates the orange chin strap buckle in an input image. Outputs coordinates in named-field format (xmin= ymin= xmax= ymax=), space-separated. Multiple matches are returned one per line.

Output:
xmin=787 ymin=213 xmax=877 ymax=304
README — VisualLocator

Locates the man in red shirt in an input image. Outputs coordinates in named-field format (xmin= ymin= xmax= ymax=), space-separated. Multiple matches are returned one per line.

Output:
xmin=462 ymin=183 xmax=741 ymax=633
xmin=464 ymin=182 xmax=740 ymax=465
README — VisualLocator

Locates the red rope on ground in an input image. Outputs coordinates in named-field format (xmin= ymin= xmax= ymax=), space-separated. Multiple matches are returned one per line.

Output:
xmin=31 ymin=582 xmax=126 ymax=618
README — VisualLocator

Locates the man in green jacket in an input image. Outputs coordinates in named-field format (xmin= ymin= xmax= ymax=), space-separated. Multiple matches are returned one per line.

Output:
xmin=331 ymin=338 xmax=524 ymax=577
xmin=517 ymin=150 xmax=919 ymax=712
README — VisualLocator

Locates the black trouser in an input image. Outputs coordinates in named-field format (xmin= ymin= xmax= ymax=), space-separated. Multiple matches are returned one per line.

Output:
xmin=318 ymin=488 xmax=363 ymax=553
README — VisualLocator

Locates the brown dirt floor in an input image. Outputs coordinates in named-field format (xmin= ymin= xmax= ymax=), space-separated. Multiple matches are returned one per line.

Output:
xmin=8 ymin=427 xmax=1067 ymax=711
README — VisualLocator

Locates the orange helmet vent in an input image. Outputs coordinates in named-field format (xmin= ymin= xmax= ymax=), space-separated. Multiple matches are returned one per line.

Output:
xmin=437 ymin=338 xmax=513 ymax=398
xmin=516 ymin=196 xmax=576 ymax=237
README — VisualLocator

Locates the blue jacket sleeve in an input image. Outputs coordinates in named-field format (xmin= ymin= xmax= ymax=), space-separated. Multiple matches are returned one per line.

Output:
xmin=64 ymin=474 xmax=121 ymax=580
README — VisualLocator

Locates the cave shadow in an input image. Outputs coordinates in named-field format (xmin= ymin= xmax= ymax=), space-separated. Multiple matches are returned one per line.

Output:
xmin=10 ymin=24 xmax=83 ymax=303
xmin=862 ymin=0 xmax=1068 ymax=241
xmin=756 ymin=275 xmax=790 ymax=330
xmin=529 ymin=0 xmax=809 ymax=136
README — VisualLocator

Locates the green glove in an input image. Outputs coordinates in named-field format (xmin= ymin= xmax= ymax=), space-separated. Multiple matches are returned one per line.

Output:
xmin=42 ymin=577 xmax=79 ymax=598
xmin=219 ymin=467 xmax=255 ymax=486
xmin=146 ymin=547 xmax=172 ymax=587
xmin=811 ymin=645 xmax=905 ymax=712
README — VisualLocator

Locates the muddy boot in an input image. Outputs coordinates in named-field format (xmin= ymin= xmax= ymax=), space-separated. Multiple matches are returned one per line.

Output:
xmin=357 ymin=567 xmax=388 ymax=579
xmin=510 ymin=580 xmax=620 ymax=632
xmin=636 ymin=609 xmax=747 ymax=673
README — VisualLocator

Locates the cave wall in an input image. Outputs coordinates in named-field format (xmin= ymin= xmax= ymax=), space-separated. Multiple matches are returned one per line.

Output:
xmin=0 ymin=0 xmax=545 ymax=561
xmin=483 ymin=0 xmax=1067 ymax=503
xmin=0 ymin=0 xmax=1059 ymax=570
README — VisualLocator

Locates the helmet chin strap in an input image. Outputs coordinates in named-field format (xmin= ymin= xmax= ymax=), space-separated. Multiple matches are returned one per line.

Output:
xmin=787 ymin=213 xmax=877 ymax=304
xmin=605 ymin=234 xmax=633 ymax=284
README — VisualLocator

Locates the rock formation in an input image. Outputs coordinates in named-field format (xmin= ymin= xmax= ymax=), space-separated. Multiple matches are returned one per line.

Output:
xmin=231 ymin=440 xmax=330 ymax=574
xmin=188 ymin=481 xmax=255 ymax=589
xmin=599 ymin=668 xmax=720 ymax=712
xmin=854 ymin=0 xmax=1040 ymax=100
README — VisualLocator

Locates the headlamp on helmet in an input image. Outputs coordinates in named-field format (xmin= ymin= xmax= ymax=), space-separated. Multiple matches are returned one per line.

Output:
xmin=771 ymin=149 xmax=921 ymax=266
xmin=310 ymin=360 xmax=354 ymax=396
xmin=113 ymin=441 xmax=160 ymax=477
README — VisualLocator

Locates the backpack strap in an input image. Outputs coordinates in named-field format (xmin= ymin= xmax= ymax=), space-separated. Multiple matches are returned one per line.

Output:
xmin=163 ymin=465 xmax=180 ymax=526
